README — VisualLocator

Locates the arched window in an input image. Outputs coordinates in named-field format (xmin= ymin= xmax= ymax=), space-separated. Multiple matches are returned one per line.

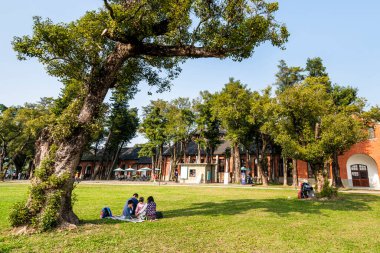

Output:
xmin=350 ymin=164 xmax=369 ymax=187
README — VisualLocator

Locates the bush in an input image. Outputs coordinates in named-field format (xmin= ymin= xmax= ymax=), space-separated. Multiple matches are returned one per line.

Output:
xmin=9 ymin=202 xmax=31 ymax=227
xmin=318 ymin=181 xmax=338 ymax=199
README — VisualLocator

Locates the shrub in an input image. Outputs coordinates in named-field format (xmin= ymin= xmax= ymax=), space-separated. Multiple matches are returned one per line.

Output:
xmin=9 ymin=202 xmax=31 ymax=227
xmin=318 ymin=181 xmax=338 ymax=199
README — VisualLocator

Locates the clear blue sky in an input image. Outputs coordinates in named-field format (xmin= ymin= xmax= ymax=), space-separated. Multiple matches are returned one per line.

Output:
xmin=1 ymin=1 xmax=380 ymax=144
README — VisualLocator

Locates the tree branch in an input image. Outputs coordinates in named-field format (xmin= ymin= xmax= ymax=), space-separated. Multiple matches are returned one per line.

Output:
xmin=103 ymin=0 xmax=116 ymax=20
xmin=137 ymin=44 xmax=227 ymax=58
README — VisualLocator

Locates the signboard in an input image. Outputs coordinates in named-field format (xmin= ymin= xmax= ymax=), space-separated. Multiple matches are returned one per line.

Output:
xmin=180 ymin=166 xmax=188 ymax=179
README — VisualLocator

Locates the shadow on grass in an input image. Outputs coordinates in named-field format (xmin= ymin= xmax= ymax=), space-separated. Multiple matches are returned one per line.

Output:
xmin=80 ymin=194 xmax=380 ymax=225
xmin=163 ymin=194 xmax=380 ymax=218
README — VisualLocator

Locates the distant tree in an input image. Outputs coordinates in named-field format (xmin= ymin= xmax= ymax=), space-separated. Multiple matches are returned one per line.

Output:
xmin=249 ymin=87 xmax=277 ymax=186
xmin=92 ymin=90 xmax=139 ymax=180
xmin=165 ymin=98 xmax=195 ymax=179
xmin=139 ymin=100 xmax=169 ymax=180
xmin=193 ymin=91 xmax=221 ymax=163
xmin=305 ymin=57 xmax=328 ymax=77
xmin=211 ymin=79 xmax=252 ymax=183
xmin=274 ymin=60 xmax=304 ymax=93
xmin=0 ymin=104 xmax=7 ymax=113
xmin=0 ymin=100 xmax=52 ymax=181
xmin=271 ymin=77 xmax=364 ymax=193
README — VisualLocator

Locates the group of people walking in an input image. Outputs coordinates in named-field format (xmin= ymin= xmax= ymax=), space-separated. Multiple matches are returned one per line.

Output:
xmin=122 ymin=193 xmax=157 ymax=221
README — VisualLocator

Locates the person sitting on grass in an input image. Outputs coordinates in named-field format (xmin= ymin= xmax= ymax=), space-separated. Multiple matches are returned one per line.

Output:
xmin=122 ymin=200 xmax=134 ymax=219
xmin=128 ymin=193 xmax=139 ymax=216
xmin=146 ymin=196 xmax=157 ymax=221
xmin=135 ymin=197 xmax=147 ymax=220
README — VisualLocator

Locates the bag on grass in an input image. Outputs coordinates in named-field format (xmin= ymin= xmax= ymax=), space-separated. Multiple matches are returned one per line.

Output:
xmin=100 ymin=207 xmax=113 ymax=218
xmin=156 ymin=211 xmax=163 ymax=219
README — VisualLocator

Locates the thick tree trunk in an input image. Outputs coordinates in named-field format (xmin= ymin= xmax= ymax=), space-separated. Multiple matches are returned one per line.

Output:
xmin=332 ymin=152 xmax=343 ymax=188
xmin=16 ymin=43 xmax=131 ymax=231
xmin=107 ymin=142 xmax=124 ymax=180
xmin=0 ymin=143 xmax=7 ymax=181
xmin=27 ymin=160 xmax=34 ymax=180
xmin=169 ymin=143 xmax=178 ymax=181
xmin=258 ymin=136 xmax=268 ymax=186
xmin=315 ymin=169 xmax=325 ymax=193
xmin=233 ymin=143 xmax=241 ymax=183
xmin=157 ymin=144 xmax=163 ymax=180
xmin=283 ymin=157 xmax=288 ymax=186
xmin=268 ymin=153 xmax=273 ymax=183
xmin=292 ymin=158 xmax=298 ymax=187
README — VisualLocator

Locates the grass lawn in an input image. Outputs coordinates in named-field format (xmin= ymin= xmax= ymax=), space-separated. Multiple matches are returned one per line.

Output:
xmin=1 ymin=182 xmax=380 ymax=253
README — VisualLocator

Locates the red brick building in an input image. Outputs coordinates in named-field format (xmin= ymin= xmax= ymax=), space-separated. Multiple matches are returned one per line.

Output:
xmin=80 ymin=125 xmax=380 ymax=189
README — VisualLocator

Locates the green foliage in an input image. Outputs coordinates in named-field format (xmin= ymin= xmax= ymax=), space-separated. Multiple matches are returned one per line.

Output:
xmin=305 ymin=57 xmax=328 ymax=78
xmin=9 ymin=202 xmax=31 ymax=227
xmin=317 ymin=181 xmax=338 ymax=199
xmin=274 ymin=60 xmax=304 ymax=93
xmin=0 ymin=100 xmax=52 ymax=175
xmin=210 ymin=78 xmax=252 ymax=144
xmin=9 ymin=144 xmax=73 ymax=231
xmin=166 ymin=97 xmax=195 ymax=144
xmin=38 ymin=191 xmax=63 ymax=231
xmin=193 ymin=91 xmax=221 ymax=154
xmin=0 ymin=104 xmax=7 ymax=112
xmin=13 ymin=0 xmax=288 ymax=102
xmin=139 ymin=100 xmax=169 ymax=150
xmin=362 ymin=106 xmax=380 ymax=124
xmin=269 ymin=75 xmax=365 ymax=183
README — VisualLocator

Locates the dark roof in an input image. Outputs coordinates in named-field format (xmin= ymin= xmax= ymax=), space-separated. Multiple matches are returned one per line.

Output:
xmin=214 ymin=140 xmax=232 ymax=155
xmin=119 ymin=147 xmax=142 ymax=160
xmin=81 ymin=151 xmax=99 ymax=161
xmin=136 ymin=156 xmax=152 ymax=164
xmin=81 ymin=146 xmax=151 ymax=163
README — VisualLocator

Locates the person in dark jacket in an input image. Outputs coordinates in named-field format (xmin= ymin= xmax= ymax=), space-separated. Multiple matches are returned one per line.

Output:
xmin=128 ymin=193 xmax=139 ymax=215
xmin=122 ymin=200 xmax=134 ymax=219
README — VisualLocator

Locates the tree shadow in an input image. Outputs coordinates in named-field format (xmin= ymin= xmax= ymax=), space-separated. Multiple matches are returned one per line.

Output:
xmin=163 ymin=194 xmax=380 ymax=218
xmin=79 ymin=194 xmax=380 ymax=225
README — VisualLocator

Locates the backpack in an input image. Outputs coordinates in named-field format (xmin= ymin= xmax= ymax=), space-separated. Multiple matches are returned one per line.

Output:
xmin=156 ymin=211 xmax=163 ymax=219
xmin=100 ymin=207 xmax=113 ymax=218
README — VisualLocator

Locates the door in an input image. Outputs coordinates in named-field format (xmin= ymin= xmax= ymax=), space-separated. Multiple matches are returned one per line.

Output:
xmin=351 ymin=164 xmax=370 ymax=187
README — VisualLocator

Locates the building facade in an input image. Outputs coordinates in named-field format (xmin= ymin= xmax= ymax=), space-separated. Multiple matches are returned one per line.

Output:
xmin=80 ymin=125 xmax=380 ymax=189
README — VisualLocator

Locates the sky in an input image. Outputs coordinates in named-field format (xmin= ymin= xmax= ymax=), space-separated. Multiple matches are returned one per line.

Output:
xmin=1 ymin=1 xmax=380 ymax=145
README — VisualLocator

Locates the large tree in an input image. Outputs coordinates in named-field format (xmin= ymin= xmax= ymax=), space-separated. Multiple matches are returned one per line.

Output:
xmin=139 ymin=99 xmax=169 ymax=179
xmin=211 ymin=79 xmax=252 ymax=183
xmin=93 ymin=100 xmax=139 ymax=180
xmin=10 ymin=0 xmax=288 ymax=231
xmin=0 ymin=100 xmax=52 ymax=181
xmin=271 ymin=77 xmax=364 ymax=193
xmin=250 ymin=87 xmax=276 ymax=186
xmin=193 ymin=91 xmax=221 ymax=164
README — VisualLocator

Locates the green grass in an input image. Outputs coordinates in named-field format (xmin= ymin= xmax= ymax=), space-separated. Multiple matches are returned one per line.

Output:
xmin=1 ymin=182 xmax=380 ymax=253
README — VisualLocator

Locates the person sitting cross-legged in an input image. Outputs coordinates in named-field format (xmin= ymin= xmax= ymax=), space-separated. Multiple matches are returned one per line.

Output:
xmin=135 ymin=197 xmax=147 ymax=220
xmin=122 ymin=200 xmax=134 ymax=219
xmin=146 ymin=196 xmax=157 ymax=221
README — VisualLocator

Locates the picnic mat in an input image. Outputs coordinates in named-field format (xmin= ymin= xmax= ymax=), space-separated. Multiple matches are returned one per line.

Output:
xmin=108 ymin=216 xmax=145 ymax=223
